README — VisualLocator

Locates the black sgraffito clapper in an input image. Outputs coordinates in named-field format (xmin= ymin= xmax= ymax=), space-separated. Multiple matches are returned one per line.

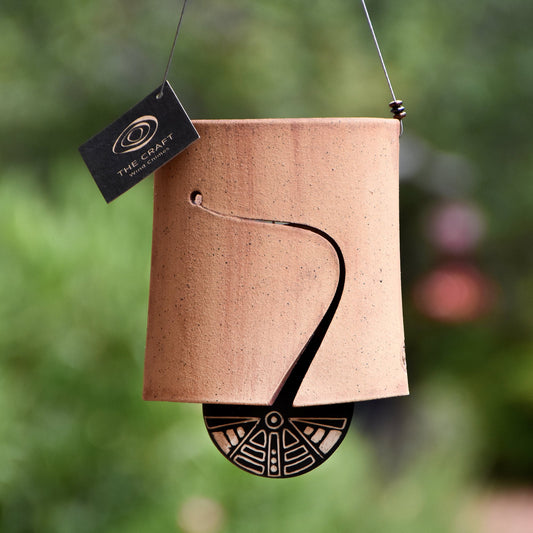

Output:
xmin=79 ymin=81 xmax=199 ymax=202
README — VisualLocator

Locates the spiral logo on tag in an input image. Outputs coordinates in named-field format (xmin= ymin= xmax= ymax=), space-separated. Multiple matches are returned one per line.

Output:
xmin=112 ymin=115 xmax=159 ymax=154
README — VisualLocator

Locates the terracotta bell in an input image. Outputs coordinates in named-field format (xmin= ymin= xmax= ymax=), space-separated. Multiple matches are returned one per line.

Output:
xmin=144 ymin=118 xmax=408 ymax=477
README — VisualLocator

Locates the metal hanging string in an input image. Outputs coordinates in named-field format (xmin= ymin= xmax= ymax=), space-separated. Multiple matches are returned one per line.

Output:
xmin=157 ymin=0 xmax=189 ymax=99
xmin=155 ymin=0 xmax=405 ymax=127
xmin=360 ymin=0 xmax=406 ymax=128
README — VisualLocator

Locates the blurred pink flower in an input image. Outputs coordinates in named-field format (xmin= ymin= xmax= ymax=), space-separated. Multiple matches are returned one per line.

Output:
xmin=413 ymin=262 xmax=496 ymax=323
xmin=425 ymin=201 xmax=486 ymax=255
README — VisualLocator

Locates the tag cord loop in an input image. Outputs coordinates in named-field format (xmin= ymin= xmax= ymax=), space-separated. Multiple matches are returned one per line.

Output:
xmin=157 ymin=0 xmax=189 ymax=99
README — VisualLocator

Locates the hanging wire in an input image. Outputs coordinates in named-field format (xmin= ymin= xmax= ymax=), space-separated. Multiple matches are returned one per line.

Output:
xmin=360 ymin=0 xmax=406 ymax=132
xmin=155 ymin=0 xmax=405 ymax=130
xmin=157 ymin=0 xmax=189 ymax=99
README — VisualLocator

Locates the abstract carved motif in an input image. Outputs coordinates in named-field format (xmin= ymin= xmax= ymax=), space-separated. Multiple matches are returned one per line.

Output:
xmin=204 ymin=403 xmax=353 ymax=478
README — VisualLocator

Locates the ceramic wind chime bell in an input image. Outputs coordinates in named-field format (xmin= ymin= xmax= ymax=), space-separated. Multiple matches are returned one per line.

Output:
xmin=144 ymin=116 xmax=408 ymax=478
xmin=142 ymin=3 xmax=409 ymax=478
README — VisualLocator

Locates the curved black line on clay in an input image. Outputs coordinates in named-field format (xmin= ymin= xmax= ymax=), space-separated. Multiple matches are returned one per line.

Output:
xmin=195 ymin=195 xmax=354 ymax=478
xmin=271 ymin=222 xmax=345 ymax=407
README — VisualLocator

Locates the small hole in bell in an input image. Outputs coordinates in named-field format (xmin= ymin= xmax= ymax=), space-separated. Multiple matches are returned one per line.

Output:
xmin=190 ymin=191 xmax=203 ymax=205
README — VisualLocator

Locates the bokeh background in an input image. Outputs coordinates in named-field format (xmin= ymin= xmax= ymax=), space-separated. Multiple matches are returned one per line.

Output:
xmin=1 ymin=0 xmax=533 ymax=531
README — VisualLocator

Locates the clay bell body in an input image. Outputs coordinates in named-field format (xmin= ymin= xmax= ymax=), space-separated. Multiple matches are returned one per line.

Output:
xmin=144 ymin=118 xmax=408 ymax=407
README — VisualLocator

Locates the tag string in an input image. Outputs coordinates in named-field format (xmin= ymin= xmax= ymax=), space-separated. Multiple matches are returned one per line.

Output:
xmin=157 ymin=0 xmax=189 ymax=99
xmin=360 ymin=0 xmax=406 ymax=131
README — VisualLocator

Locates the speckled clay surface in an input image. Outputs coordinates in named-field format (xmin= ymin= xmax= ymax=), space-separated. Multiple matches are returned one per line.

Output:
xmin=144 ymin=118 xmax=408 ymax=406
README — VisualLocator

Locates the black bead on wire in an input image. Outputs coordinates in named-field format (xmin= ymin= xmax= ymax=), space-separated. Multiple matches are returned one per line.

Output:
xmin=389 ymin=100 xmax=406 ymax=121
xmin=360 ymin=0 xmax=406 ymax=131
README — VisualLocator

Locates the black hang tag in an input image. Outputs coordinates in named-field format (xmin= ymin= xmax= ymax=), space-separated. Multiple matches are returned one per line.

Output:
xmin=79 ymin=81 xmax=199 ymax=203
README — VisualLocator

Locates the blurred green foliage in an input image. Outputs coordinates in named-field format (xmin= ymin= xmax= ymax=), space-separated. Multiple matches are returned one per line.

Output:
xmin=1 ymin=0 xmax=533 ymax=531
